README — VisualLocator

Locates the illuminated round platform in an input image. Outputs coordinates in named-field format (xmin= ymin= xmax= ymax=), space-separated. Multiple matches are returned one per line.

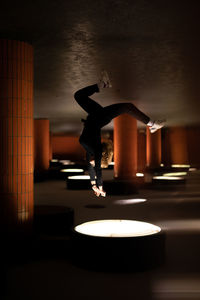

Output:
xmin=60 ymin=168 xmax=84 ymax=179
xmin=152 ymin=175 xmax=186 ymax=185
xmin=70 ymin=219 xmax=165 ymax=271
xmin=66 ymin=175 xmax=91 ymax=190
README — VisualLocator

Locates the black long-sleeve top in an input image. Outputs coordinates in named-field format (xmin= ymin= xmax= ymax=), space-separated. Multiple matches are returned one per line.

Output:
xmin=79 ymin=116 xmax=103 ymax=187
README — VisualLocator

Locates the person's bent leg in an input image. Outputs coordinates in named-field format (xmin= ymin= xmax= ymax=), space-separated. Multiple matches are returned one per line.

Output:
xmin=74 ymin=84 xmax=103 ymax=114
xmin=102 ymin=102 xmax=151 ymax=125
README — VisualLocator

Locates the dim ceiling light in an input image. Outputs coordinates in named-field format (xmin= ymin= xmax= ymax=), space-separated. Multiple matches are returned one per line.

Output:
xmin=60 ymin=169 xmax=84 ymax=173
xmin=114 ymin=199 xmax=146 ymax=205
xmin=68 ymin=175 xmax=90 ymax=180
xmin=75 ymin=219 xmax=161 ymax=238
xmin=163 ymin=172 xmax=187 ymax=176
xmin=136 ymin=173 xmax=144 ymax=177
xmin=171 ymin=164 xmax=190 ymax=168
xmin=153 ymin=176 xmax=183 ymax=180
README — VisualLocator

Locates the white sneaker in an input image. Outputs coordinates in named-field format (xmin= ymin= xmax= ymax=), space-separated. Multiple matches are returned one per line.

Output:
xmin=99 ymin=70 xmax=112 ymax=88
xmin=149 ymin=120 xmax=166 ymax=133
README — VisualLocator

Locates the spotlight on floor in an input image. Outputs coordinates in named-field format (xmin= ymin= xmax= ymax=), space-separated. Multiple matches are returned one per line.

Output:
xmin=60 ymin=168 xmax=84 ymax=179
xmin=114 ymin=198 xmax=146 ymax=205
xmin=171 ymin=164 xmax=190 ymax=168
xmin=189 ymin=168 xmax=197 ymax=172
xmin=152 ymin=175 xmax=186 ymax=186
xmin=136 ymin=172 xmax=144 ymax=177
xmin=60 ymin=160 xmax=75 ymax=166
xmin=66 ymin=175 xmax=91 ymax=190
xmin=163 ymin=172 xmax=187 ymax=177
xmin=71 ymin=219 xmax=165 ymax=271
xmin=153 ymin=176 xmax=183 ymax=180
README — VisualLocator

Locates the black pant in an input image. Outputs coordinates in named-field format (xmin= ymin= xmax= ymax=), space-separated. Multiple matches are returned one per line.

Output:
xmin=74 ymin=84 xmax=150 ymax=128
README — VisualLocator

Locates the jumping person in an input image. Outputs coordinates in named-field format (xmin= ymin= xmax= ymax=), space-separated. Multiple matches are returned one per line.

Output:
xmin=74 ymin=71 xmax=165 ymax=197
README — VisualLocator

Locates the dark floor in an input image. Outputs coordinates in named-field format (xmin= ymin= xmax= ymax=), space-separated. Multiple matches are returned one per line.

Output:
xmin=3 ymin=169 xmax=200 ymax=300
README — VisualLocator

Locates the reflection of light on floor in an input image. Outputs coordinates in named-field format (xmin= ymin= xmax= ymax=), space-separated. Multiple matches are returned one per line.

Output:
xmin=60 ymin=169 xmax=84 ymax=173
xmin=189 ymin=168 xmax=197 ymax=171
xmin=163 ymin=172 xmax=187 ymax=177
xmin=68 ymin=175 xmax=90 ymax=180
xmin=171 ymin=164 xmax=190 ymax=168
xmin=158 ymin=219 xmax=200 ymax=231
xmin=51 ymin=159 xmax=59 ymax=162
xmin=114 ymin=199 xmax=146 ymax=205
xmin=153 ymin=276 xmax=200 ymax=298
xmin=136 ymin=173 xmax=144 ymax=177
xmin=75 ymin=219 xmax=161 ymax=237
xmin=153 ymin=176 xmax=183 ymax=180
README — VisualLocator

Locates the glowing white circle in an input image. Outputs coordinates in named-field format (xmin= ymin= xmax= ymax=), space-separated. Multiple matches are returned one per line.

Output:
xmin=136 ymin=173 xmax=144 ymax=177
xmin=153 ymin=176 xmax=183 ymax=180
xmin=171 ymin=164 xmax=190 ymax=168
xmin=75 ymin=219 xmax=161 ymax=237
xmin=68 ymin=175 xmax=90 ymax=180
xmin=163 ymin=172 xmax=187 ymax=177
xmin=60 ymin=169 xmax=84 ymax=173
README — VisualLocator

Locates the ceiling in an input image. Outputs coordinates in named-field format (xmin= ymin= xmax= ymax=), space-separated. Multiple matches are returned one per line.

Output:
xmin=1 ymin=0 xmax=200 ymax=133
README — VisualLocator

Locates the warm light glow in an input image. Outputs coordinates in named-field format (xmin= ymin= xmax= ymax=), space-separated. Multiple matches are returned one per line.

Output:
xmin=59 ymin=160 xmax=75 ymax=165
xmin=153 ymin=176 xmax=183 ymax=180
xmin=160 ymin=163 xmax=164 ymax=167
xmin=60 ymin=168 xmax=84 ymax=173
xmin=136 ymin=173 xmax=144 ymax=177
xmin=51 ymin=159 xmax=59 ymax=162
xmin=109 ymin=162 xmax=115 ymax=166
xmin=68 ymin=175 xmax=90 ymax=180
xmin=189 ymin=168 xmax=197 ymax=171
xmin=163 ymin=172 xmax=187 ymax=177
xmin=114 ymin=199 xmax=147 ymax=205
xmin=171 ymin=164 xmax=190 ymax=168
xmin=75 ymin=219 xmax=161 ymax=237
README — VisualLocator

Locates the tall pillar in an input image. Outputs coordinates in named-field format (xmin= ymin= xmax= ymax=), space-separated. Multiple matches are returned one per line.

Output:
xmin=137 ymin=129 xmax=146 ymax=173
xmin=146 ymin=128 xmax=162 ymax=169
xmin=34 ymin=119 xmax=50 ymax=174
xmin=49 ymin=131 xmax=53 ymax=161
xmin=168 ymin=127 xmax=188 ymax=165
xmin=114 ymin=114 xmax=137 ymax=179
xmin=0 ymin=39 xmax=34 ymax=233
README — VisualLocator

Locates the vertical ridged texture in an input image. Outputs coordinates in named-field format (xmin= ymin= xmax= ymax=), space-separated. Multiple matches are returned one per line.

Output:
xmin=114 ymin=114 xmax=137 ymax=179
xmin=49 ymin=131 xmax=53 ymax=161
xmin=167 ymin=127 xmax=188 ymax=165
xmin=0 ymin=39 xmax=34 ymax=231
xmin=146 ymin=128 xmax=162 ymax=168
xmin=137 ymin=129 xmax=146 ymax=172
xmin=34 ymin=119 xmax=49 ymax=172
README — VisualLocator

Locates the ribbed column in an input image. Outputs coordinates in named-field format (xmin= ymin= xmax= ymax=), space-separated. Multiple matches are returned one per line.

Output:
xmin=168 ymin=127 xmax=188 ymax=165
xmin=34 ymin=119 xmax=50 ymax=173
xmin=137 ymin=129 xmax=146 ymax=173
xmin=114 ymin=114 xmax=137 ymax=179
xmin=49 ymin=131 xmax=53 ymax=161
xmin=0 ymin=39 xmax=34 ymax=232
xmin=146 ymin=128 xmax=161 ymax=169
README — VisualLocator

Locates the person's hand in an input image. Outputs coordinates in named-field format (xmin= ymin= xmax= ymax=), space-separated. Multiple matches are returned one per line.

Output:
xmin=98 ymin=186 xmax=106 ymax=197
xmin=92 ymin=185 xmax=101 ymax=197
